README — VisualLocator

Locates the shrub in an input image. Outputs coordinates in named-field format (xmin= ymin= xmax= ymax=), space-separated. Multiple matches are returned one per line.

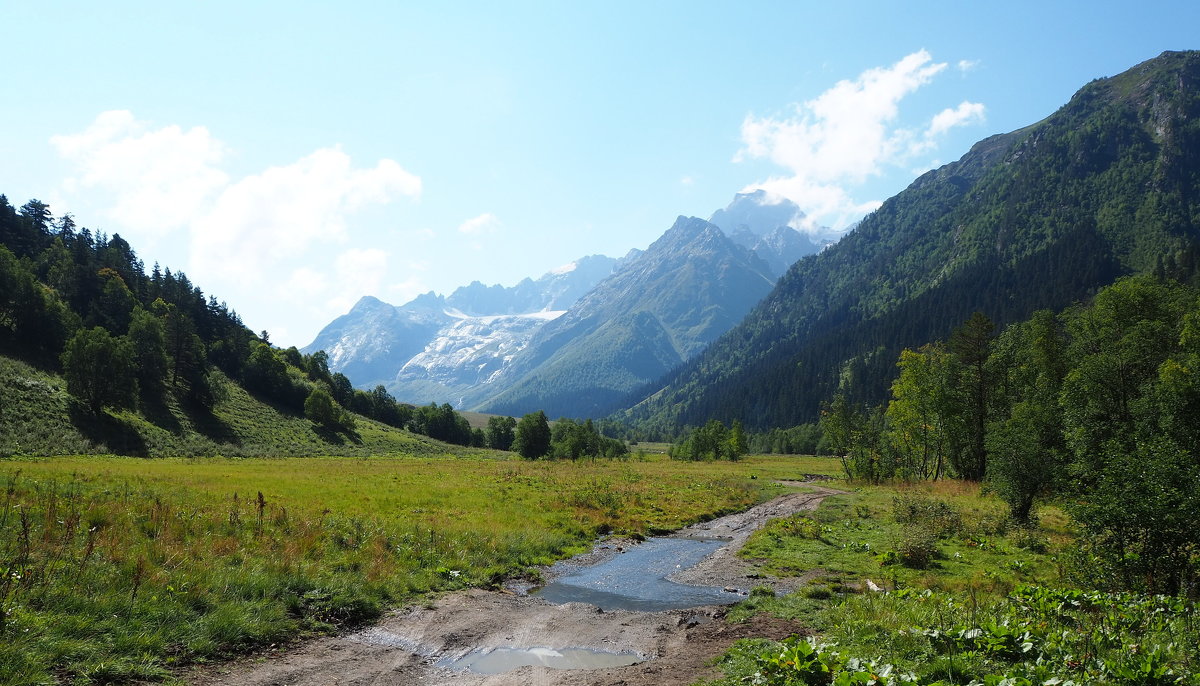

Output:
xmin=892 ymin=494 xmax=962 ymax=539
xmin=896 ymin=528 xmax=939 ymax=569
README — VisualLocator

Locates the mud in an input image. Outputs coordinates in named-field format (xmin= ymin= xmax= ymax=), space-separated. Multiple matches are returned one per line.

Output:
xmin=187 ymin=482 xmax=843 ymax=686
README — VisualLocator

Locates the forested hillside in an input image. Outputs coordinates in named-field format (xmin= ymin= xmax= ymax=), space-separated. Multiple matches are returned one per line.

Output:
xmin=811 ymin=275 xmax=1200 ymax=596
xmin=0 ymin=197 xmax=485 ymax=456
xmin=621 ymin=50 xmax=1200 ymax=435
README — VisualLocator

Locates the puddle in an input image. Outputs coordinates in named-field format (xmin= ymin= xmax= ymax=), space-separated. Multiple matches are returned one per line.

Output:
xmin=440 ymin=646 xmax=642 ymax=674
xmin=535 ymin=537 xmax=741 ymax=611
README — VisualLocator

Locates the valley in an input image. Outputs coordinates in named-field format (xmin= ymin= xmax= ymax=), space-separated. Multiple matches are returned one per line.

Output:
xmin=2 ymin=40 xmax=1199 ymax=686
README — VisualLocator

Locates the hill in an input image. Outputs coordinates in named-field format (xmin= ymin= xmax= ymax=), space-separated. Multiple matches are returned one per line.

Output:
xmin=0 ymin=354 xmax=458 ymax=458
xmin=0 ymin=195 xmax=484 ymax=456
xmin=619 ymin=50 xmax=1200 ymax=434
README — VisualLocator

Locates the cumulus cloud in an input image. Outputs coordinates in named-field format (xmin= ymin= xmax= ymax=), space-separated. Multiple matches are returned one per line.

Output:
xmin=735 ymin=50 xmax=985 ymax=231
xmin=275 ymin=248 xmax=393 ymax=332
xmin=457 ymin=212 xmax=500 ymax=235
xmin=52 ymin=110 xmax=423 ymax=345
xmin=928 ymin=101 xmax=986 ymax=137
xmin=189 ymin=147 xmax=420 ymax=278
xmin=50 ymin=110 xmax=228 ymax=234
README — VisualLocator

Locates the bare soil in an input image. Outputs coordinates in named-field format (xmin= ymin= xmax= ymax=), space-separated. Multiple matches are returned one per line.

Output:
xmin=187 ymin=482 xmax=843 ymax=686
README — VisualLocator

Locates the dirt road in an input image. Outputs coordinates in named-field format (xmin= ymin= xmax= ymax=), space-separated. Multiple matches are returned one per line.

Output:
xmin=189 ymin=482 xmax=843 ymax=686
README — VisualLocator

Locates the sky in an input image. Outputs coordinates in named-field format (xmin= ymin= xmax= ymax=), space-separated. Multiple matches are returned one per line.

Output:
xmin=2 ymin=1 xmax=1198 ymax=347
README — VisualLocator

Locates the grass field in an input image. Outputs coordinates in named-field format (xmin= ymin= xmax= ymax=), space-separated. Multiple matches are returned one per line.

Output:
xmin=0 ymin=451 xmax=829 ymax=684
xmin=0 ymin=355 xmax=450 ymax=459
xmin=735 ymin=479 xmax=1068 ymax=598
xmin=711 ymin=479 xmax=1200 ymax=685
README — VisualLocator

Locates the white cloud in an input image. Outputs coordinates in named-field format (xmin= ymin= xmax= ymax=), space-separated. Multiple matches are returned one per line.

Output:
xmin=928 ymin=101 xmax=986 ymax=137
xmin=387 ymin=275 xmax=430 ymax=305
xmin=52 ymin=111 xmax=424 ymax=346
xmin=457 ymin=212 xmax=500 ymax=235
xmin=280 ymin=266 xmax=330 ymax=302
xmin=330 ymin=248 xmax=390 ymax=312
xmin=958 ymin=59 xmax=980 ymax=74
xmin=189 ymin=146 xmax=420 ymax=279
xmin=274 ymin=248 xmax=392 ymax=336
xmin=680 ymin=175 xmax=695 ymax=186
xmin=735 ymin=50 xmax=985 ymax=231
xmin=50 ymin=110 xmax=228 ymax=234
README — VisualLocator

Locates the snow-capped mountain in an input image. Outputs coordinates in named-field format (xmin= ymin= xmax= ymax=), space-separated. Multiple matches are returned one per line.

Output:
xmin=302 ymin=255 xmax=620 ymax=404
xmin=710 ymin=190 xmax=828 ymax=277
xmin=305 ymin=191 xmax=828 ymax=413
xmin=468 ymin=215 xmax=779 ymax=418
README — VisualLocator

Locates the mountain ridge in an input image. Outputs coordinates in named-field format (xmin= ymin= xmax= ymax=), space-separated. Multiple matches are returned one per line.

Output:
xmin=305 ymin=193 xmax=824 ymax=411
xmin=469 ymin=215 xmax=780 ymax=417
xmin=617 ymin=49 xmax=1200 ymax=435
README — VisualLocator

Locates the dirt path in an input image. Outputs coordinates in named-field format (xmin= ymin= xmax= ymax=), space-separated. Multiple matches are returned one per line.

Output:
xmin=188 ymin=482 xmax=844 ymax=686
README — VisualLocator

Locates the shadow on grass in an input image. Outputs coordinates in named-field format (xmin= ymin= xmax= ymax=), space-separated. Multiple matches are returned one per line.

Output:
xmin=312 ymin=424 xmax=363 ymax=446
xmin=68 ymin=403 xmax=150 ymax=457
xmin=187 ymin=400 xmax=241 ymax=446
xmin=138 ymin=389 xmax=183 ymax=435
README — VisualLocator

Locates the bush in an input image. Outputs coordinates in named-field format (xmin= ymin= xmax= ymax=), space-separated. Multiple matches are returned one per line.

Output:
xmin=896 ymin=528 xmax=939 ymax=569
xmin=892 ymin=494 xmax=962 ymax=539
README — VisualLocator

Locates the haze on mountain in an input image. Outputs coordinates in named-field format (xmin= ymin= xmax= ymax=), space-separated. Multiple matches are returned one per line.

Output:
xmin=302 ymin=254 xmax=624 ymax=404
xmin=617 ymin=50 xmax=1200 ymax=436
xmin=305 ymin=192 xmax=823 ymax=415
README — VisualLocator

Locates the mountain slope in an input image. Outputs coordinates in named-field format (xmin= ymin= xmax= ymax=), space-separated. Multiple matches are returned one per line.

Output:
xmin=621 ymin=50 xmax=1200 ymax=434
xmin=0 ymin=353 xmax=451 ymax=457
xmin=471 ymin=216 xmax=777 ymax=418
xmin=309 ymin=293 xmax=451 ymax=388
xmin=712 ymin=190 xmax=826 ymax=277
xmin=302 ymin=255 xmax=619 ymax=401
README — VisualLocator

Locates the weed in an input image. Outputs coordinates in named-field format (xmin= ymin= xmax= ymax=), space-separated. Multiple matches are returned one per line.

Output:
xmin=713 ymin=587 xmax=1200 ymax=685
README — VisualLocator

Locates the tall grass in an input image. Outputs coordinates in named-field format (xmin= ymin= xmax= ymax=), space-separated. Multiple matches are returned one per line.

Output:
xmin=0 ymin=355 xmax=454 ymax=459
xmin=0 ymin=453 xmax=818 ymax=683
xmin=737 ymin=480 xmax=1064 ymax=593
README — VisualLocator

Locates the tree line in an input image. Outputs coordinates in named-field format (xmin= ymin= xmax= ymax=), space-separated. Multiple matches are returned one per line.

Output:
xmin=822 ymin=276 xmax=1200 ymax=597
xmin=0 ymin=195 xmax=637 ymax=455
xmin=0 ymin=196 xmax=492 ymax=447
xmin=490 ymin=411 xmax=629 ymax=460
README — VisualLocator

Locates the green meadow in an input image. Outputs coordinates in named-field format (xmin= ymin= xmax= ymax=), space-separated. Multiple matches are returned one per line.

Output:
xmin=0 ymin=452 xmax=827 ymax=684
xmin=712 ymin=480 xmax=1200 ymax=685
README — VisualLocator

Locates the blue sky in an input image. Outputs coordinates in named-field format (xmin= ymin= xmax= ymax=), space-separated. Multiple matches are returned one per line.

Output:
xmin=2 ymin=1 xmax=1197 ymax=346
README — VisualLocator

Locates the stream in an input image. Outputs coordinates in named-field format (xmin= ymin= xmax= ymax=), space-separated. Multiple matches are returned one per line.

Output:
xmin=533 ymin=536 xmax=741 ymax=611
xmin=436 ymin=536 xmax=743 ymax=674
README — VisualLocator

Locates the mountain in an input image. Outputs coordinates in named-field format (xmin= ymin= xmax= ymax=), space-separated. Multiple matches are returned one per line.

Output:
xmin=619 ymin=50 xmax=1200 ymax=435
xmin=306 ymin=193 xmax=819 ymax=412
xmin=308 ymin=293 xmax=449 ymax=389
xmin=710 ymin=190 xmax=827 ymax=277
xmin=303 ymin=255 xmax=621 ymax=402
xmin=469 ymin=216 xmax=777 ymax=418
xmin=442 ymin=254 xmax=622 ymax=315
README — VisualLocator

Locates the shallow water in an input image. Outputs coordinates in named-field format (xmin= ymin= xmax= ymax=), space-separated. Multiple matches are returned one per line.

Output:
xmin=440 ymin=646 xmax=643 ymax=674
xmin=534 ymin=536 xmax=740 ymax=611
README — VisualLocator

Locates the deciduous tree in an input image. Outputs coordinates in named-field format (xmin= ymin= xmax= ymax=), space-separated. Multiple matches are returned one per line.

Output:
xmin=62 ymin=327 xmax=136 ymax=414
